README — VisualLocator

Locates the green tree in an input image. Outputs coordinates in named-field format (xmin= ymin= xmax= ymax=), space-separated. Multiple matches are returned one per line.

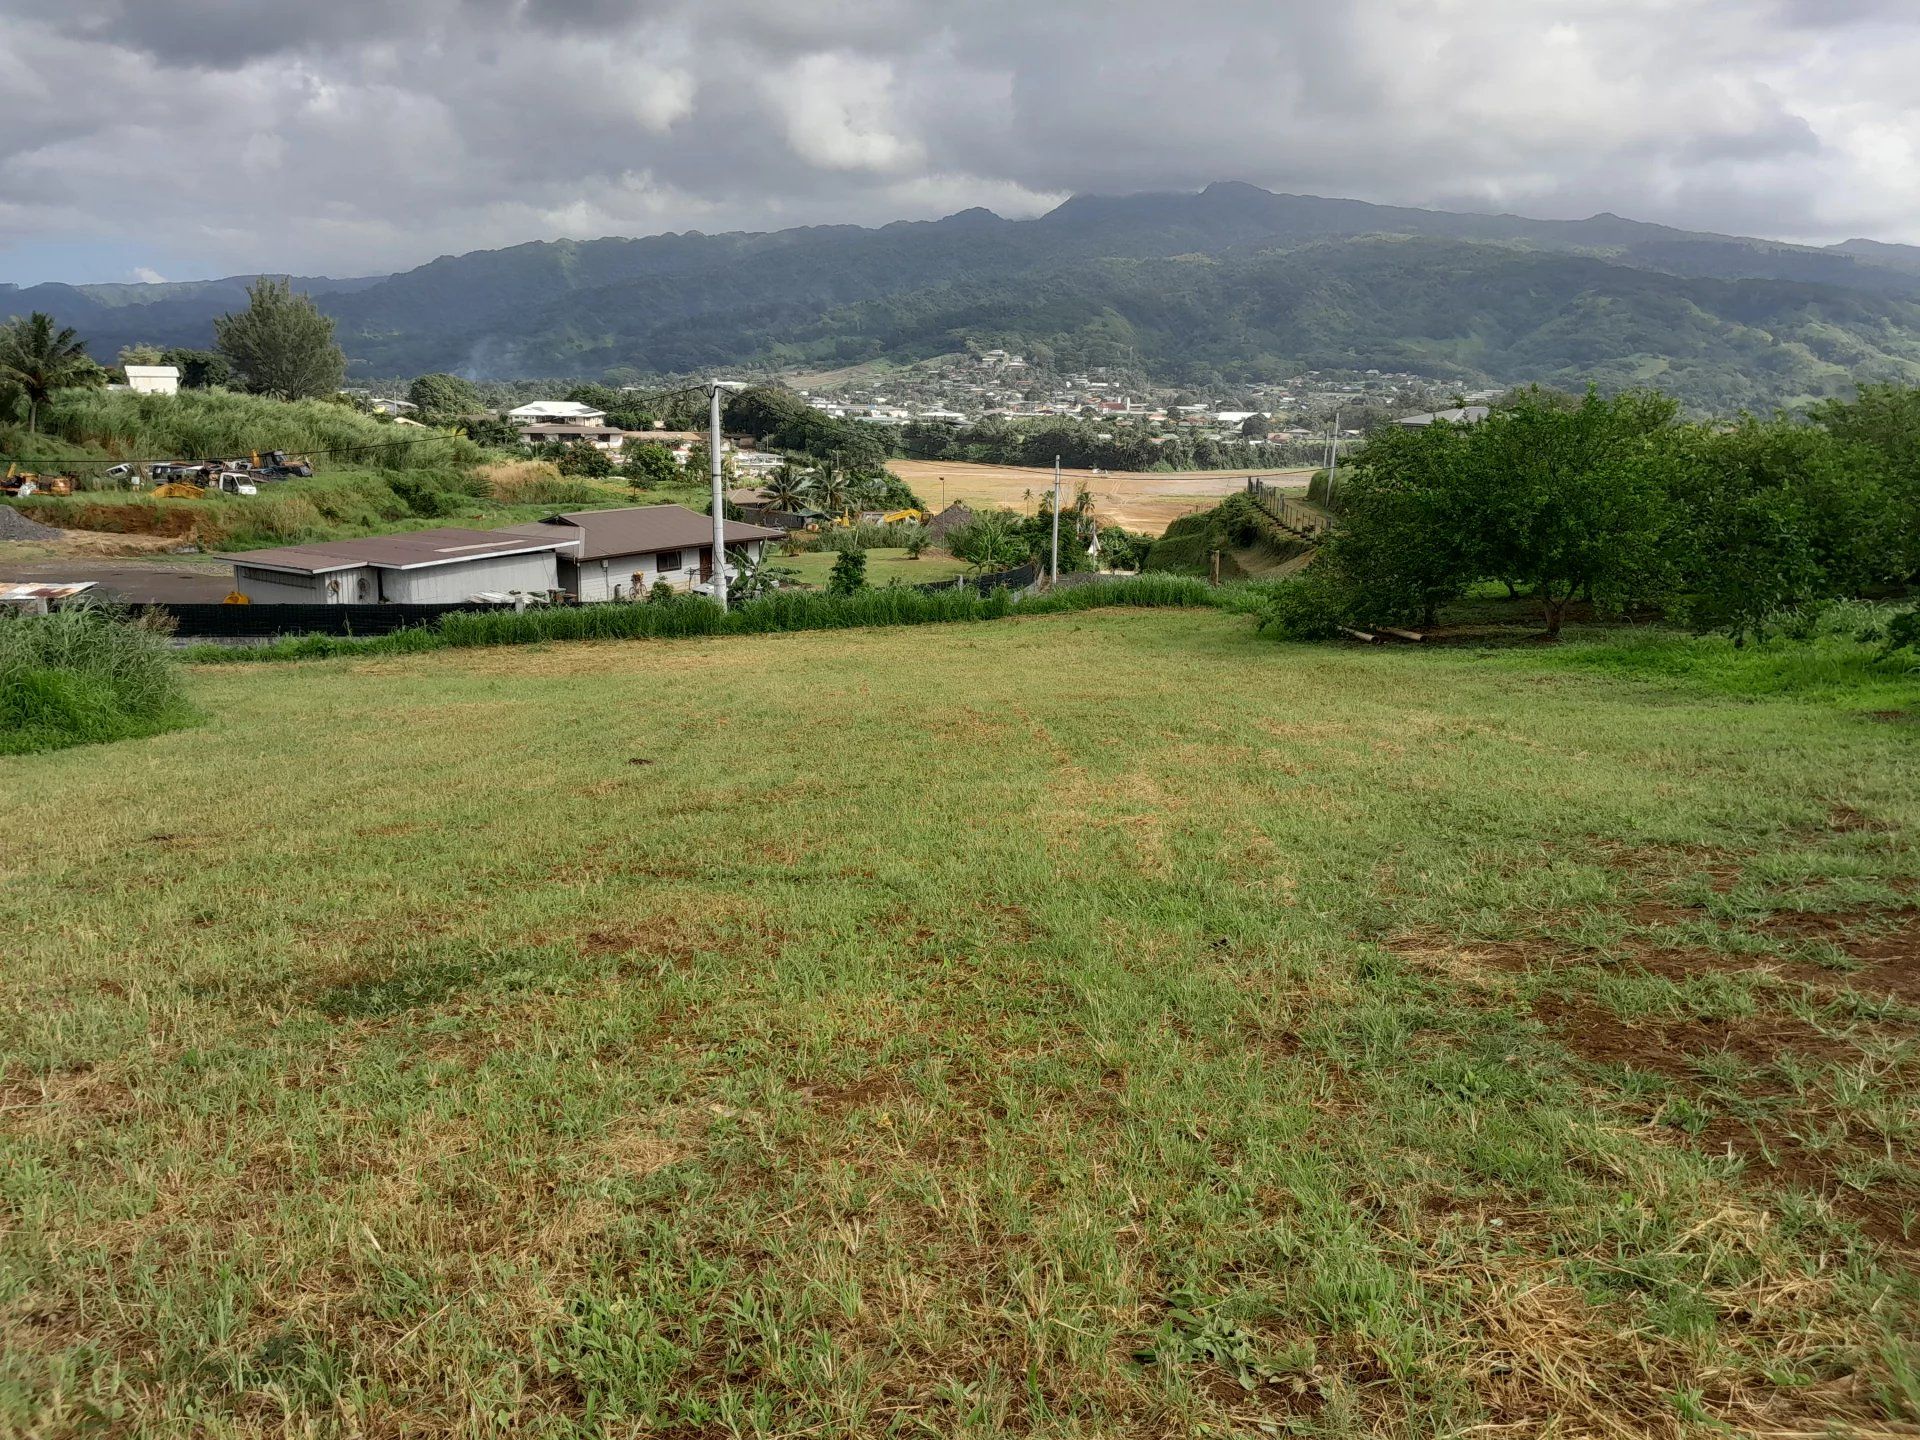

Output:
xmin=0 ymin=312 xmax=99 ymax=433
xmin=947 ymin=509 xmax=1028 ymax=572
xmin=827 ymin=548 xmax=868 ymax=596
xmin=213 ymin=278 xmax=346 ymax=401
xmin=1321 ymin=419 xmax=1480 ymax=627
xmin=687 ymin=439 xmax=738 ymax=487
xmin=556 ymin=441 xmax=614 ymax=477
xmin=160 ymin=347 xmax=231 ymax=389
xmin=761 ymin=462 xmax=815 ymax=512
xmin=407 ymin=372 xmax=482 ymax=420
xmin=117 ymin=343 xmax=164 ymax=367
xmin=1810 ymin=384 xmax=1920 ymax=577
xmin=724 ymin=384 xmax=812 ymax=442
xmin=622 ymin=443 xmax=679 ymax=490
xmin=1465 ymin=389 xmax=1681 ymax=637
xmin=1666 ymin=417 xmax=1896 ymax=640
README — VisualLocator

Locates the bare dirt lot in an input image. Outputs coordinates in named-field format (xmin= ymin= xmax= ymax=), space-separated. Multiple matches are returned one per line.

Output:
xmin=890 ymin=460 xmax=1312 ymax=534
xmin=0 ymin=539 xmax=233 ymax=602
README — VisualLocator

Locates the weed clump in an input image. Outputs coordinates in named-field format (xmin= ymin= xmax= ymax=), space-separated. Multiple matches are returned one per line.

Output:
xmin=0 ymin=604 xmax=194 ymax=754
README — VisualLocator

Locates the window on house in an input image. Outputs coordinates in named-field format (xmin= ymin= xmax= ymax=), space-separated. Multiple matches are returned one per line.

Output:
xmin=654 ymin=549 xmax=682 ymax=571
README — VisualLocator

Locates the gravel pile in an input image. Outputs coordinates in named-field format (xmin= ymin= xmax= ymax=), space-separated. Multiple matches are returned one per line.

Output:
xmin=0 ymin=505 xmax=63 ymax=542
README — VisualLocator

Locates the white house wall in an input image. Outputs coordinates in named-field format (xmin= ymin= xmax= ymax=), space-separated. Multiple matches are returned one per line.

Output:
xmin=232 ymin=564 xmax=372 ymax=604
xmin=380 ymin=552 xmax=559 ymax=603
xmin=570 ymin=540 xmax=766 ymax=601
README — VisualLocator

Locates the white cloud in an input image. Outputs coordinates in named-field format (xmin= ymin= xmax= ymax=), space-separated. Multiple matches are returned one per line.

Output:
xmin=130 ymin=266 xmax=166 ymax=283
xmin=766 ymin=54 xmax=923 ymax=173
xmin=3 ymin=0 xmax=1919 ymax=281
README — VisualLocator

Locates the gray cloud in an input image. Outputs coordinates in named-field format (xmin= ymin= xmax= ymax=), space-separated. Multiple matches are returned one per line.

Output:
xmin=3 ymin=0 xmax=1918 ymax=283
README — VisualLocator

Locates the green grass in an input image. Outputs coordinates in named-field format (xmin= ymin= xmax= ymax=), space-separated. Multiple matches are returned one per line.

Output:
xmin=0 ymin=605 xmax=194 ymax=753
xmin=181 ymin=576 xmax=1218 ymax=664
xmin=2 ymin=612 xmax=1917 ymax=1436
xmin=4 ymin=387 xmax=476 ymax=473
xmin=778 ymin=547 xmax=971 ymax=587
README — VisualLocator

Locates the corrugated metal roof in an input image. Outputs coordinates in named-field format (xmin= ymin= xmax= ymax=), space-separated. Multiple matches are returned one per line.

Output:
xmin=229 ymin=526 xmax=576 ymax=576
xmin=0 ymin=581 xmax=98 ymax=600
xmin=502 ymin=505 xmax=782 ymax=562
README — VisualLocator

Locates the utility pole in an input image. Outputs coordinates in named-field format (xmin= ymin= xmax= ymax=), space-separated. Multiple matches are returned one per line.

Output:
xmin=1050 ymin=454 xmax=1062 ymax=585
xmin=708 ymin=383 xmax=728 ymax=610
xmin=1324 ymin=409 xmax=1341 ymax=509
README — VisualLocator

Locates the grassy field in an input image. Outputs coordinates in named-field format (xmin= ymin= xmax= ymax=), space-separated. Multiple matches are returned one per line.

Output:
xmin=889 ymin=460 xmax=1309 ymax=536
xmin=777 ymin=547 xmax=972 ymax=587
xmin=2 ymin=611 xmax=1917 ymax=1436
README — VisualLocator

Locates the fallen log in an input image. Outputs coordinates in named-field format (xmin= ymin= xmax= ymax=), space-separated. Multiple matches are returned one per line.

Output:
xmin=1379 ymin=627 xmax=1427 ymax=643
xmin=1338 ymin=625 xmax=1379 ymax=643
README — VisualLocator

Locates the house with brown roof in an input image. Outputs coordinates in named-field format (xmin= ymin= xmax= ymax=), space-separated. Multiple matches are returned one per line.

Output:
xmin=228 ymin=527 xmax=576 ymax=604
xmin=502 ymin=504 xmax=784 ymax=601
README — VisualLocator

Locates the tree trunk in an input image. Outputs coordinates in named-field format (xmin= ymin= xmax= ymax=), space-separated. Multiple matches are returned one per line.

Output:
xmin=1504 ymin=579 xmax=1519 ymax=599
xmin=26 ymin=399 xmax=37 ymax=435
xmin=1543 ymin=592 xmax=1566 ymax=639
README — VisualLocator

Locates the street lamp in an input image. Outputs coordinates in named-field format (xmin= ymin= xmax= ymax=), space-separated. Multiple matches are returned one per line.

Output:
xmin=706 ymin=380 xmax=747 ymax=610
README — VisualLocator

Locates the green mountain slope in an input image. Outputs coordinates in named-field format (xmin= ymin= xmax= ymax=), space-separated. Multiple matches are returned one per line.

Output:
xmin=11 ymin=183 xmax=1920 ymax=407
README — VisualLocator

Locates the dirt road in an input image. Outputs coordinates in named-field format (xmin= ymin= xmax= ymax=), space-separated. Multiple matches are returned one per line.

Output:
xmin=890 ymin=460 xmax=1312 ymax=535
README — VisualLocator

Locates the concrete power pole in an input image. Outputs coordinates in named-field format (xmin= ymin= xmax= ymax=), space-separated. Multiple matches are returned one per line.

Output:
xmin=708 ymin=383 xmax=729 ymax=611
xmin=1050 ymin=455 xmax=1062 ymax=585
xmin=1324 ymin=409 xmax=1341 ymax=508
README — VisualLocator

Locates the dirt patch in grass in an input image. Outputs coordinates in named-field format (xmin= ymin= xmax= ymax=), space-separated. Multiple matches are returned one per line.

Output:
xmin=1532 ymin=994 xmax=1860 ymax=1075
xmin=1531 ymin=993 xmax=1917 ymax=1244
xmin=1757 ymin=906 xmax=1920 ymax=1005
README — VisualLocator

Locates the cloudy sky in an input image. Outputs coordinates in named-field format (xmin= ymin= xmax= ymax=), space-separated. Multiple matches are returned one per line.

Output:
xmin=4 ymin=0 xmax=1918 ymax=286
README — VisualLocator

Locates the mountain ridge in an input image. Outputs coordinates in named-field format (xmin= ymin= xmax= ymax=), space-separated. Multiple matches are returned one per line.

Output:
xmin=9 ymin=183 xmax=1920 ymax=406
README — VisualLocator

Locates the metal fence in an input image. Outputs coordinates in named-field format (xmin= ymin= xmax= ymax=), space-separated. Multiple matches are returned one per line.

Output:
xmin=1245 ymin=479 xmax=1331 ymax=538
xmin=116 ymin=601 xmax=518 ymax=639
xmin=914 ymin=561 xmax=1039 ymax=596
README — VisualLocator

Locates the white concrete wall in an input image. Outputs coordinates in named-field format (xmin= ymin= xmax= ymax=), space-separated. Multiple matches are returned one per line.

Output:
xmin=126 ymin=374 xmax=178 ymax=396
xmin=380 ymin=552 xmax=559 ymax=603
xmin=232 ymin=564 xmax=374 ymax=604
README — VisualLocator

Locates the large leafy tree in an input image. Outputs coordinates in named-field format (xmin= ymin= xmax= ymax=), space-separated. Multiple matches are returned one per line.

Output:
xmin=1810 ymin=384 xmax=1920 ymax=578
xmin=0 ymin=311 xmax=99 ymax=433
xmin=1322 ymin=417 xmax=1480 ymax=627
xmin=622 ymin=443 xmax=679 ymax=491
xmin=213 ymin=278 xmax=346 ymax=401
xmin=1667 ymin=418 xmax=1899 ymax=640
xmin=407 ymin=372 xmax=482 ymax=420
xmin=1466 ymin=389 xmax=1681 ymax=636
xmin=161 ymin=347 xmax=231 ymax=389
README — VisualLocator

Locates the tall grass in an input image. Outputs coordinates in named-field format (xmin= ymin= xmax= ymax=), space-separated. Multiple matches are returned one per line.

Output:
xmin=186 ymin=575 xmax=1219 ymax=664
xmin=29 ymin=389 xmax=477 ymax=472
xmin=0 ymin=605 xmax=194 ymax=754
xmin=12 ymin=467 xmax=488 ymax=550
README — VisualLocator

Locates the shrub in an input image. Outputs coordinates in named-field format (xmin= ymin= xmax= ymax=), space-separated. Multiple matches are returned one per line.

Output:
xmin=557 ymin=441 xmax=614 ymax=478
xmin=0 ymin=604 xmax=194 ymax=754
xmin=1256 ymin=568 xmax=1355 ymax=640
xmin=828 ymin=549 xmax=868 ymax=596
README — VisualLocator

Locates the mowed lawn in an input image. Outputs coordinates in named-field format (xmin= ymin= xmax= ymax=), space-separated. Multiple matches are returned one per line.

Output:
xmin=2 ymin=611 xmax=1917 ymax=1437
xmin=778 ymin=547 xmax=972 ymax=588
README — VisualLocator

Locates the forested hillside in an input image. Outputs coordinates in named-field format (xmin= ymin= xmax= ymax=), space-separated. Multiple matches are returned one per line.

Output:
xmin=12 ymin=183 xmax=1920 ymax=408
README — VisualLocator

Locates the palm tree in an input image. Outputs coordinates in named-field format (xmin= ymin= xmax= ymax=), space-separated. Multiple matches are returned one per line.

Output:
xmin=762 ymin=462 xmax=815 ymax=512
xmin=814 ymin=463 xmax=853 ymax=520
xmin=0 ymin=312 xmax=96 ymax=434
